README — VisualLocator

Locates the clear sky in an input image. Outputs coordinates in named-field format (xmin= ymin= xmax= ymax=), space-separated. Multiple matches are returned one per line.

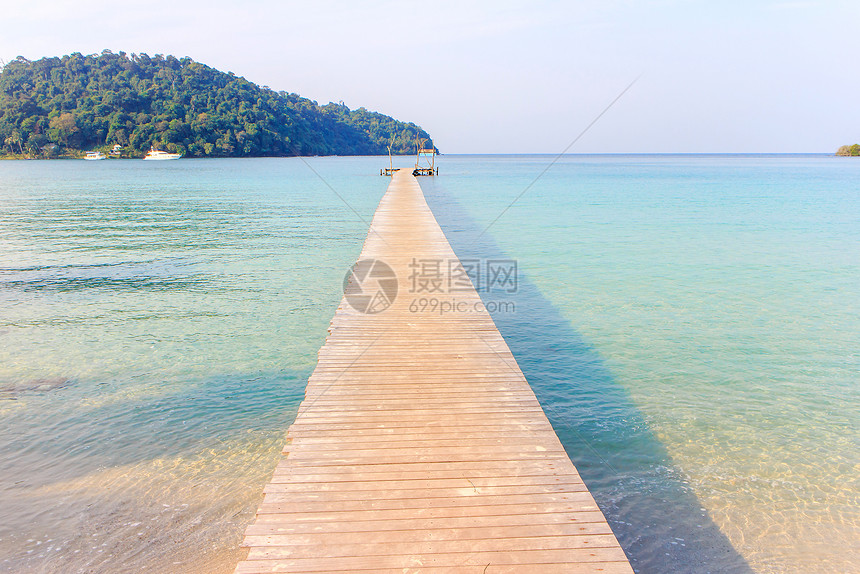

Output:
xmin=2 ymin=1 xmax=858 ymax=153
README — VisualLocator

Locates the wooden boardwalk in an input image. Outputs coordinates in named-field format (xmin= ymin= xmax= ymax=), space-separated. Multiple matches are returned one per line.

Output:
xmin=235 ymin=170 xmax=633 ymax=573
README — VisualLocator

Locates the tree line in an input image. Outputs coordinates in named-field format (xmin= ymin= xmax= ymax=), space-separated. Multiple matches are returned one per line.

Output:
xmin=836 ymin=144 xmax=859 ymax=156
xmin=0 ymin=50 xmax=434 ymax=158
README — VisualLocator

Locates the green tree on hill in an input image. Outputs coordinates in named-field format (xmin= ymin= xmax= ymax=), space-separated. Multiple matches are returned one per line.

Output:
xmin=0 ymin=50 xmax=433 ymax=158
xmin=836 ymin=144 xmax=860 ymax=156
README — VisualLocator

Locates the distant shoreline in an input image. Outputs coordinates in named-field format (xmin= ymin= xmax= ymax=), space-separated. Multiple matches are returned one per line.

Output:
xmin=0 ymin=52 xmax=434 ymax=160
xmin=0 ymin=152 xmax=420 ymax=161
xmin=0 ymin=152 xmax=846 ymax=160
xmin=836 ymin=144 xmax=860 ymax=156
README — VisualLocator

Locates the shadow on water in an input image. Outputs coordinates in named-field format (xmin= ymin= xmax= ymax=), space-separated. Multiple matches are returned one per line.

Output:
xmin=421 ymin=177 xmax=752 ymax=574
xmin=0 ymin=370 xmax=306 ymax=489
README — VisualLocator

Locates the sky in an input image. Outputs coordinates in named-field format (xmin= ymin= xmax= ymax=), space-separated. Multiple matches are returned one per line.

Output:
xmin=2 ymin=0 xmax=858 ymax=153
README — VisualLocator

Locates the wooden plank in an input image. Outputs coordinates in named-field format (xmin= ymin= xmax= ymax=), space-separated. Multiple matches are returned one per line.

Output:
xmin=234 ymin=170 xmax=631 ymax=573
xmin=245 ymin=535 xmax=625 ymax=559
xmin=263 ymin=476 xmax=584 ymax=492
xmin=263 ymin=484 xmax=589 ymax=500
xmin=236 ymin=563 xmax=633 ymax=574
xmin=248 ymin=510 xmax=615 ymax=531
xmin=235 ymin=547 xmax=628 ymax=572
xmin=258 ymin=491 xmax=597 ymax=512
xmin=252 ymin=502 xmax=603 ymax=521
xmin=243 ymin=521 xmax=614 ymax=540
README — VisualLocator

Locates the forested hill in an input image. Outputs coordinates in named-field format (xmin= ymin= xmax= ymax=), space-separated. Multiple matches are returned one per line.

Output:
xmin=0 ymin=51 xmax=433 ymax=158
xmin=836 ymin=144 xmax=859 ymax=156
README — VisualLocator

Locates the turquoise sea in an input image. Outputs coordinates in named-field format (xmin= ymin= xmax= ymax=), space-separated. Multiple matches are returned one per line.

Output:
xmin=0 ymin=155 xmax=857 ymax=573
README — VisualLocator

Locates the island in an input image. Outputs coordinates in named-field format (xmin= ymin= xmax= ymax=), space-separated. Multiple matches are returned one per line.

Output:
xmin=836 ymin=144 xmax=860 ymax=156
xmin=0 ymin=50 xmax=433 ymax=159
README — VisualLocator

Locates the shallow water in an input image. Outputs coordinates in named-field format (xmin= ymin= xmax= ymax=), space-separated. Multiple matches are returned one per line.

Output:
xmin=0 ymin=155 xmax=857 ymax=573
xmin=0 ymin=158 xmax=382 ymax=572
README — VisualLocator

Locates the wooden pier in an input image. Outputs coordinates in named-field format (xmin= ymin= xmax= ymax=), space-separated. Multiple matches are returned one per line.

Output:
xmin=235 ymin=170 xmax=632 ymax=573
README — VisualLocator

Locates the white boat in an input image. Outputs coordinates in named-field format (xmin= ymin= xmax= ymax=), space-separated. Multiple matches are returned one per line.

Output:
xmin=84 ymin=151 xmax=107 ymax=160
xmin=143 ymin=147 xmax=182 ymax=160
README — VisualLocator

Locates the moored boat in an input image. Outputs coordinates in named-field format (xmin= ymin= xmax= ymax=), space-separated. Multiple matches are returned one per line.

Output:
xmin=143 ymin=147 xmax=181 ymax=160
xmin=84 ymin=151 xmax=107 ymax=160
